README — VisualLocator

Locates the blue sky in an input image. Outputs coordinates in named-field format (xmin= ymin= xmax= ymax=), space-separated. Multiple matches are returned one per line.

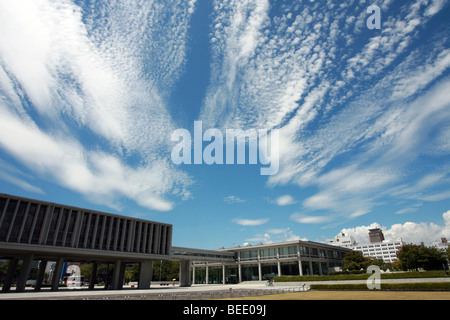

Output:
xmin=0 ymin=0 xmax=450 ymax=250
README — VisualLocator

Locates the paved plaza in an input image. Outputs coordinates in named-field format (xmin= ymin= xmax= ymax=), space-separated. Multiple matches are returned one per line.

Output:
xmin=1 ymin=277 xmax=449 ymax=300
xmin=0 ymin=282 xmax=307 ymax=300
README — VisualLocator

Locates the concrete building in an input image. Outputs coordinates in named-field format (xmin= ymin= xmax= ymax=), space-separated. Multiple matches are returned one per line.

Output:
xmin=353 ymin=239 xmax=404 ymax=263
xmin=327 ymin=232 xmax=356 ymax=248
xmin=0 ymin=193 xmax=234 ymax=292
xmin=329 ymin=229 xmax=404 ymax=263
xmin=192 ymin=241 xmax=351 ymax=284
xmin=0 ymin=193 xmax=349 ymax=292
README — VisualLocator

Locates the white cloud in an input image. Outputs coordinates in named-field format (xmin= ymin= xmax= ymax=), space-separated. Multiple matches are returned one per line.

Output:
xmin=338 ymin=210 xmax=450 ymax=246
xmin=271 ymin=65 xmax=450 ymax=220
xmin=0 ymin=0 xmax=196 ymax=211
xmin=0 ymin=106 xmax=191 ymax=212
xmin=244 ymin=227 xmax=306 ymax=245
xmin=0 ymin=171 xmax=45 ymax=195
xmin=224 ymin=195 xmax=246 ymax=204
xmin=290 ymin=213 xmax=334 ymax=224
xmin=275 ymin=194 xmax=296 ymax=206
xmin=232 ymin=218 xmax=269 ymax=226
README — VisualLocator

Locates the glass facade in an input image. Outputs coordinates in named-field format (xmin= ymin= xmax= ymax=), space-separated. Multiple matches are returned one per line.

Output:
xmin=192 ymin=242 xmax=349 ymax=283
xmin=240 ymin=250 xmax=258 ymax=260
xmin=279 ymin=246 xmax=297 ymax=258
xmin=280 ymin=262 xmax=299 ymax=276
xmin=260 ymin=248 xmax=276 ymax=260
xmin=241 ymin=265 xmax=259 ymax=281
xmin=301 ymin=261 xmax=311 ymax=275
xmin=207 ymin=267 xmax=223 ymax=284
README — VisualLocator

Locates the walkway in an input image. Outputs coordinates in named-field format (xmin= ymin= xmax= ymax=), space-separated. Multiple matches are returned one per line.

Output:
xmin=0 ymin=282 xmax=305 ymax=300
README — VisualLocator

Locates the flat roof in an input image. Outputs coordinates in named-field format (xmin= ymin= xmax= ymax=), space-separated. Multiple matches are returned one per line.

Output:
xmin=0 ymin=193 xmax=172 ymax=227
xmin=218 ymin=239 xmax=352 ymax=252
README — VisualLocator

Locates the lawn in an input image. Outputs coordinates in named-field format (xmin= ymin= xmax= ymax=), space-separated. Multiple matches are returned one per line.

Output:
xmin=225 ymin=290 xmax=450 ymax=300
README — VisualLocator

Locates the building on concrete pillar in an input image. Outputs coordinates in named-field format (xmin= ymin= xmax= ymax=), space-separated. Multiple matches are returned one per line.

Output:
xmin=191 ymin=241 xmax=351 ymax=284
xmin=0 ymin=193 xmax=172 ymax=292
xmin=0 ymin=193 xmax=351 ymax=292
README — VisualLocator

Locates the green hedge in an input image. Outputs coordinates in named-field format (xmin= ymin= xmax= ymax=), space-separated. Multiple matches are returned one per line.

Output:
xmin=274 ymin=271 xmax=449 ymax=282
xmin=310 ymin=282 xmax=450 ymax=291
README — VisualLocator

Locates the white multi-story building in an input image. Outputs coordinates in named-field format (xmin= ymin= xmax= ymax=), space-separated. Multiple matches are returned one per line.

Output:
xmin=328 ymin=232 xmax=356 ymax=248
xmin=353 ymin=239 xmax=404 ymax=263
xmin=431 ymin=238 xmax=449 ymax=250
xmin=329 ymin=230 xmax=404 ymax=263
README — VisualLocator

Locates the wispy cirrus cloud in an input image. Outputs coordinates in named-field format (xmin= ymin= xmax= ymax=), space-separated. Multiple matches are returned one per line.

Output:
xmin=201 ymin=0 xmax=450 ymax=223
xmin=224 ymin=195 xmax=247 ymax=204
xmin=0 ymin=0 xmax=449 ymax=223
xmin=0 ymin=0 xmax=196 ymax=211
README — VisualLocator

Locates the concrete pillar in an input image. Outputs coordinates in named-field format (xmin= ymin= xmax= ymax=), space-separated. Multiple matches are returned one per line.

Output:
xmin=192 ymin=266 xmax=196 ymax=284
xmin=277 ymin=261 xmax=281 ymax=277
xmin=258 ymin=262 xmax=262 ymax=281
xmin=309 ymin=261 xmax=313 ymax=276
xmin=16 ymin=254 xmax=34 ymax=292
xmin=298 ymin=259 xmax=303 ymax=276
xmin=112 ymin=260 xmax=124 ymax=290
xmin=2 ymin=258 xmax=19 ymax=292
xmin=238 ymin=264 xmax=242 ymax=283
xmin=257 ymin=250 xmax=262 ymax=281
xmin=179 ymin=260 xmax=191 ymax=287
xmin=319 ymin=261 xmax=323 ymax=275
xmin=138 ymin=260 xmax=153 ymax=289
xmin=89 ymin=263 xmax=98 ymax=290
xmin=35 ymin=260 xmax=47 ymax=291
xmin=52 ymin=257 xmax=64 ymax=291
xmin=205 ymin=264 xmax=209 ymax=284
xmin=222 ymin=265 xmax=226 ymax=284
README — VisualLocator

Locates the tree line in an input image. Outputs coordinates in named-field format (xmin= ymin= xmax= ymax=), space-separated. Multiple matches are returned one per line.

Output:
xmin=343 ymin=244 xmax=450 ymax=272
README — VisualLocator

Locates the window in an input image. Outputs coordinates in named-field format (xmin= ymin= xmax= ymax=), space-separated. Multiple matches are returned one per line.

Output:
xmin=241 ymin=250 xmax=258 ymax=260
xmin=279 ymin=246 xmax=297 ymax=258
xmin=260 ymin=248 xmax=276 ymax=259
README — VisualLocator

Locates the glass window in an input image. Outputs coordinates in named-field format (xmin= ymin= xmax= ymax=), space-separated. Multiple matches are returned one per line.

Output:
xmin=280 ymin=246 xmax=297 ymax=257
xmin=260 ymin=248 xmax=276 ymax=259
xmin=241 ymin=250 xmax=258 ymax=260
xmin=299 ymin=246 xmax=309 ymax=255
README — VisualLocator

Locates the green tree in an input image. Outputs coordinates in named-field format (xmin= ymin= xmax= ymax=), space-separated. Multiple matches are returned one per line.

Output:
xmin=396 ymin=244 xmax=421 ymax=271
xmin=418 ymin=246 xmax=446 ymax=270
xmin=124 ymin=263 xmax=140 ymax=284
xmin=397 ymin=244 xmax=447 ymax=271
xmin=153 ymin=260 xmax=180 ymax=281
xmin=343 ymin=251 xmax=372 ymax=272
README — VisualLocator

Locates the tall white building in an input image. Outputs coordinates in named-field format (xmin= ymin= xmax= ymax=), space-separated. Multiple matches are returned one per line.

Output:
xmin=353 ymin=239 xmax=404 ymax=263
xmin=329 ymin=229 xmax=404 ymax=263
xmin=431 ymin=237 xmax=449 ymax=250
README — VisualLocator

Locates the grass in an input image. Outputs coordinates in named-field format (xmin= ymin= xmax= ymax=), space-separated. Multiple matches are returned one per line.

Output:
xmin=310 ymin=282 xmax=450 ymax=291
xmin=224 ymin=290 xmax=450 ymax=300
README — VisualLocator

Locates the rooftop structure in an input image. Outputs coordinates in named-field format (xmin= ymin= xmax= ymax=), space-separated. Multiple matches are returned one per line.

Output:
xmin=369 ymin=228 xmax=385 ymax=243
